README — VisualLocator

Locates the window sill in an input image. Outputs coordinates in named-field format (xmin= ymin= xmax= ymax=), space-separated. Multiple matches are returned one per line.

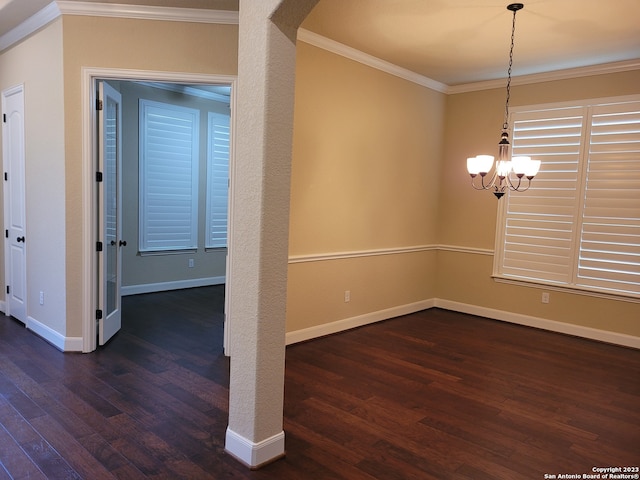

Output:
xmin=138 ymin=248 xmax=197 ymax=257
xmin=492 ymin=275 xmax=640 ymax=304
xmin=205 ymin=246 xmax=227 ymax=253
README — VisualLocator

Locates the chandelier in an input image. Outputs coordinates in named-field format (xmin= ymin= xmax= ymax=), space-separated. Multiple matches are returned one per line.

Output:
xmin=466 ymin=3 xmax=541 ymax=199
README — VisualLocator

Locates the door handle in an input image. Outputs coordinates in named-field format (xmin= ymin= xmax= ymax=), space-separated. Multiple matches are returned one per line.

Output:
xmin=110 ymin=240 xmax=116 ymax=246
xmin=16 ymin=236 xmax=25 ymax=243
xmin=119 ymin=240 xmax=127 ymax=247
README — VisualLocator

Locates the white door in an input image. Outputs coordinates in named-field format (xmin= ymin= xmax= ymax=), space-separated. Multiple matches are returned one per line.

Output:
xmin=2 ymin=85 xmax=27 ymax=323
xmin=97 ymin=81 xmax=123 ymax=345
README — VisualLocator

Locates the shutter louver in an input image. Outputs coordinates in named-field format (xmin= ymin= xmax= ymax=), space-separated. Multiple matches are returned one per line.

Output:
xmin=578 ymin=102 xmax=640 ymax=295
xmin=140 ymin=100 xmax=199 ymax=251
xmin=206 ymin=112 xmax=230 ymax=249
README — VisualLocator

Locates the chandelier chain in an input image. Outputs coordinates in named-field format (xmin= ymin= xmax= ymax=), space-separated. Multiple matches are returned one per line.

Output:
xmin=503 ymin=7 xmax=518 ymax=131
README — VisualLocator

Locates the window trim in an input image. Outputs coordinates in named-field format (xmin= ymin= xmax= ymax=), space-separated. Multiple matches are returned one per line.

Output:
xmin=493 ymin=94 xmax=640 ymax=302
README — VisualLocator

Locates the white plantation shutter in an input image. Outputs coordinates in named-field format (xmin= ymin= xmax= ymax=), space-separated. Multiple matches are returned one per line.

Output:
xmin=206 ymin=112 xmax=230 ymax=248
xmin=501 ymin=107 xmax=584 ymax=284
xmin=139 ymin=100 xmax=199 ymax=251
xmin=578 ymin=102 xmax=640 ymax=295
xmin=497 ymin=98 xmax=640 ymax=298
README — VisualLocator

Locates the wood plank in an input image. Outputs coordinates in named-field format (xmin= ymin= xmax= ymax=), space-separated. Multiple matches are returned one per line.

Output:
xmin=0 ymin=420 xmax=47 ymax=480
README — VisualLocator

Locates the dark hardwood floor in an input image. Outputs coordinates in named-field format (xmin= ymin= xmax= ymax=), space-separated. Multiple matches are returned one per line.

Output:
xmin=1 ymin=286 xmax=638 ymax=479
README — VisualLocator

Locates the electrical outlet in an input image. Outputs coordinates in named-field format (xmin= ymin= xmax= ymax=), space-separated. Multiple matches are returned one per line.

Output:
xmin=541 ymin=292 xmax=550 ymax=304
xmin=188 ymin=258 xmax=194 ymax=268
xmin=39 ymin=291 xmax=44 ymax=305
xmin=344 ymin=290 xmax=350 ymax=303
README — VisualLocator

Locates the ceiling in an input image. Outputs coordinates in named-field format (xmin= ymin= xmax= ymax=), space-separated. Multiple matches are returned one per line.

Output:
xmin=1 ymin=0 xmax=639 ymax=86
xmin=301 ymin=0 xmax=640 ymax=86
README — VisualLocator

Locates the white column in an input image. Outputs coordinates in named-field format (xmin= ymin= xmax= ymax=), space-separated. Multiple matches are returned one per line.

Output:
xmin=225 ymin=0 xmax=318 ymax=469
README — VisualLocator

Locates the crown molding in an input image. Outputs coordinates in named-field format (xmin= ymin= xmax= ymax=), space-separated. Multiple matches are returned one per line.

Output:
xmin=56 ymin=1 xmax=238 ymax=24
xmin=297 ymin=28 xmax=640 ymax=96
xmin=0 ymin=2 xmax=61 ymax=52
xmin=296 ymin=28 xmax=449 ymax=94
xmin=448 ymin=58 xmax=640 ymax=94
xmin=0 ymin=1 xmax=238 ymax=52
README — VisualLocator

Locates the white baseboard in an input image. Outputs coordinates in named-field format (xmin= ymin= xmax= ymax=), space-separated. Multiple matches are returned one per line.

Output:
xmin=9 ymin=277 xmax=224 ymax=353
xmin=26 ymin=316 xmax=83 ymax=352
xmin=435 ymin=299 xmax=640 ymax=349
xmin=13 ymin=294 xmax=638 ymax=354
xmin=285 ymin=298 xmax=638 ymax=349
xmin=225 ymin=428 xmax=285 ymax=468
xmin=121 ymin=276 xmax=225 ymax=296
xmin=285 ymin=299 xmax=436 ymax=345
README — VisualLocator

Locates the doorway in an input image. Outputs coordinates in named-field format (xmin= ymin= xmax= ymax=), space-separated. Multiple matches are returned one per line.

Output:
xmin=83 ymin=68 xmax=237 ymax=353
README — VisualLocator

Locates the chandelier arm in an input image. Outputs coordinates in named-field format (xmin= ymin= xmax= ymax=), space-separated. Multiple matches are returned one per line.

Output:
xmin=512 ymin=177 xmax=531 ymax=192
xmin=470 ymin=172 xmax=494 ymax=190
xmin=506 ymin=174 xmax=522 ymax=191
xmin=515 ymin=177 xmax=533 ymax=192
xmin=470 ymin=178 xmax=489 ymax=190
xmin=482 ymin=170 xmax=498 ymax=190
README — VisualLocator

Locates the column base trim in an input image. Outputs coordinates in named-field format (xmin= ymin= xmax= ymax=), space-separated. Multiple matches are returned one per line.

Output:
xmin=224 ymin=428 xmax=285 ymax=469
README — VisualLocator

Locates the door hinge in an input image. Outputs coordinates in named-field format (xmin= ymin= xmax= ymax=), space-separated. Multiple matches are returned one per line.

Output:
xmin=96 ymin=99 xmax=103 ymax=111
xmin=4 ymin=172 xmax=7 ymax=181
xmin=2 ymin=113 xmax=6 ymax=123
xmin=96 ymin=171 xmax=103 ymax=182
xmin=6 ymin=286 xmax=9 ymax=294
xmin=96 ymin=309 xmax=103 ymax=320
xmin=96 ymin=241 xmax=103 ymax=252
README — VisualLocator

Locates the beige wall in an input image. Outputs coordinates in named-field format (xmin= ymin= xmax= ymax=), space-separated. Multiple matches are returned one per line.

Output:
xmin=287 ymin=42 xmax=445 ymax=333
xmin=61 ymin=16 xmax=238 ymax=337
xmin=287 ymin=251 xmax=437 ymax=333
xmin=118 ymin=81 xmax=228 ymax=289
xmin=438 ymin=70 xmax=640 ymax=338
xmin=0 ymin=20 xmax=67 ymax=334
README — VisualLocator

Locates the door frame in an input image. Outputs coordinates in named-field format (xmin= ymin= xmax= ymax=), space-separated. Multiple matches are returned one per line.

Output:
xmin=81 ymin=67 xmax=237 ymax=353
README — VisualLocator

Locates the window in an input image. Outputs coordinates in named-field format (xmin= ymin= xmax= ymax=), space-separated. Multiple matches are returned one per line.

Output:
xmin=206 ymin=112 xmax=230 ymax=249
xmin=139 ymin=99 xmax=199 ymax=252
xmin=495 ymin=97 xmax=640 ymax=299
